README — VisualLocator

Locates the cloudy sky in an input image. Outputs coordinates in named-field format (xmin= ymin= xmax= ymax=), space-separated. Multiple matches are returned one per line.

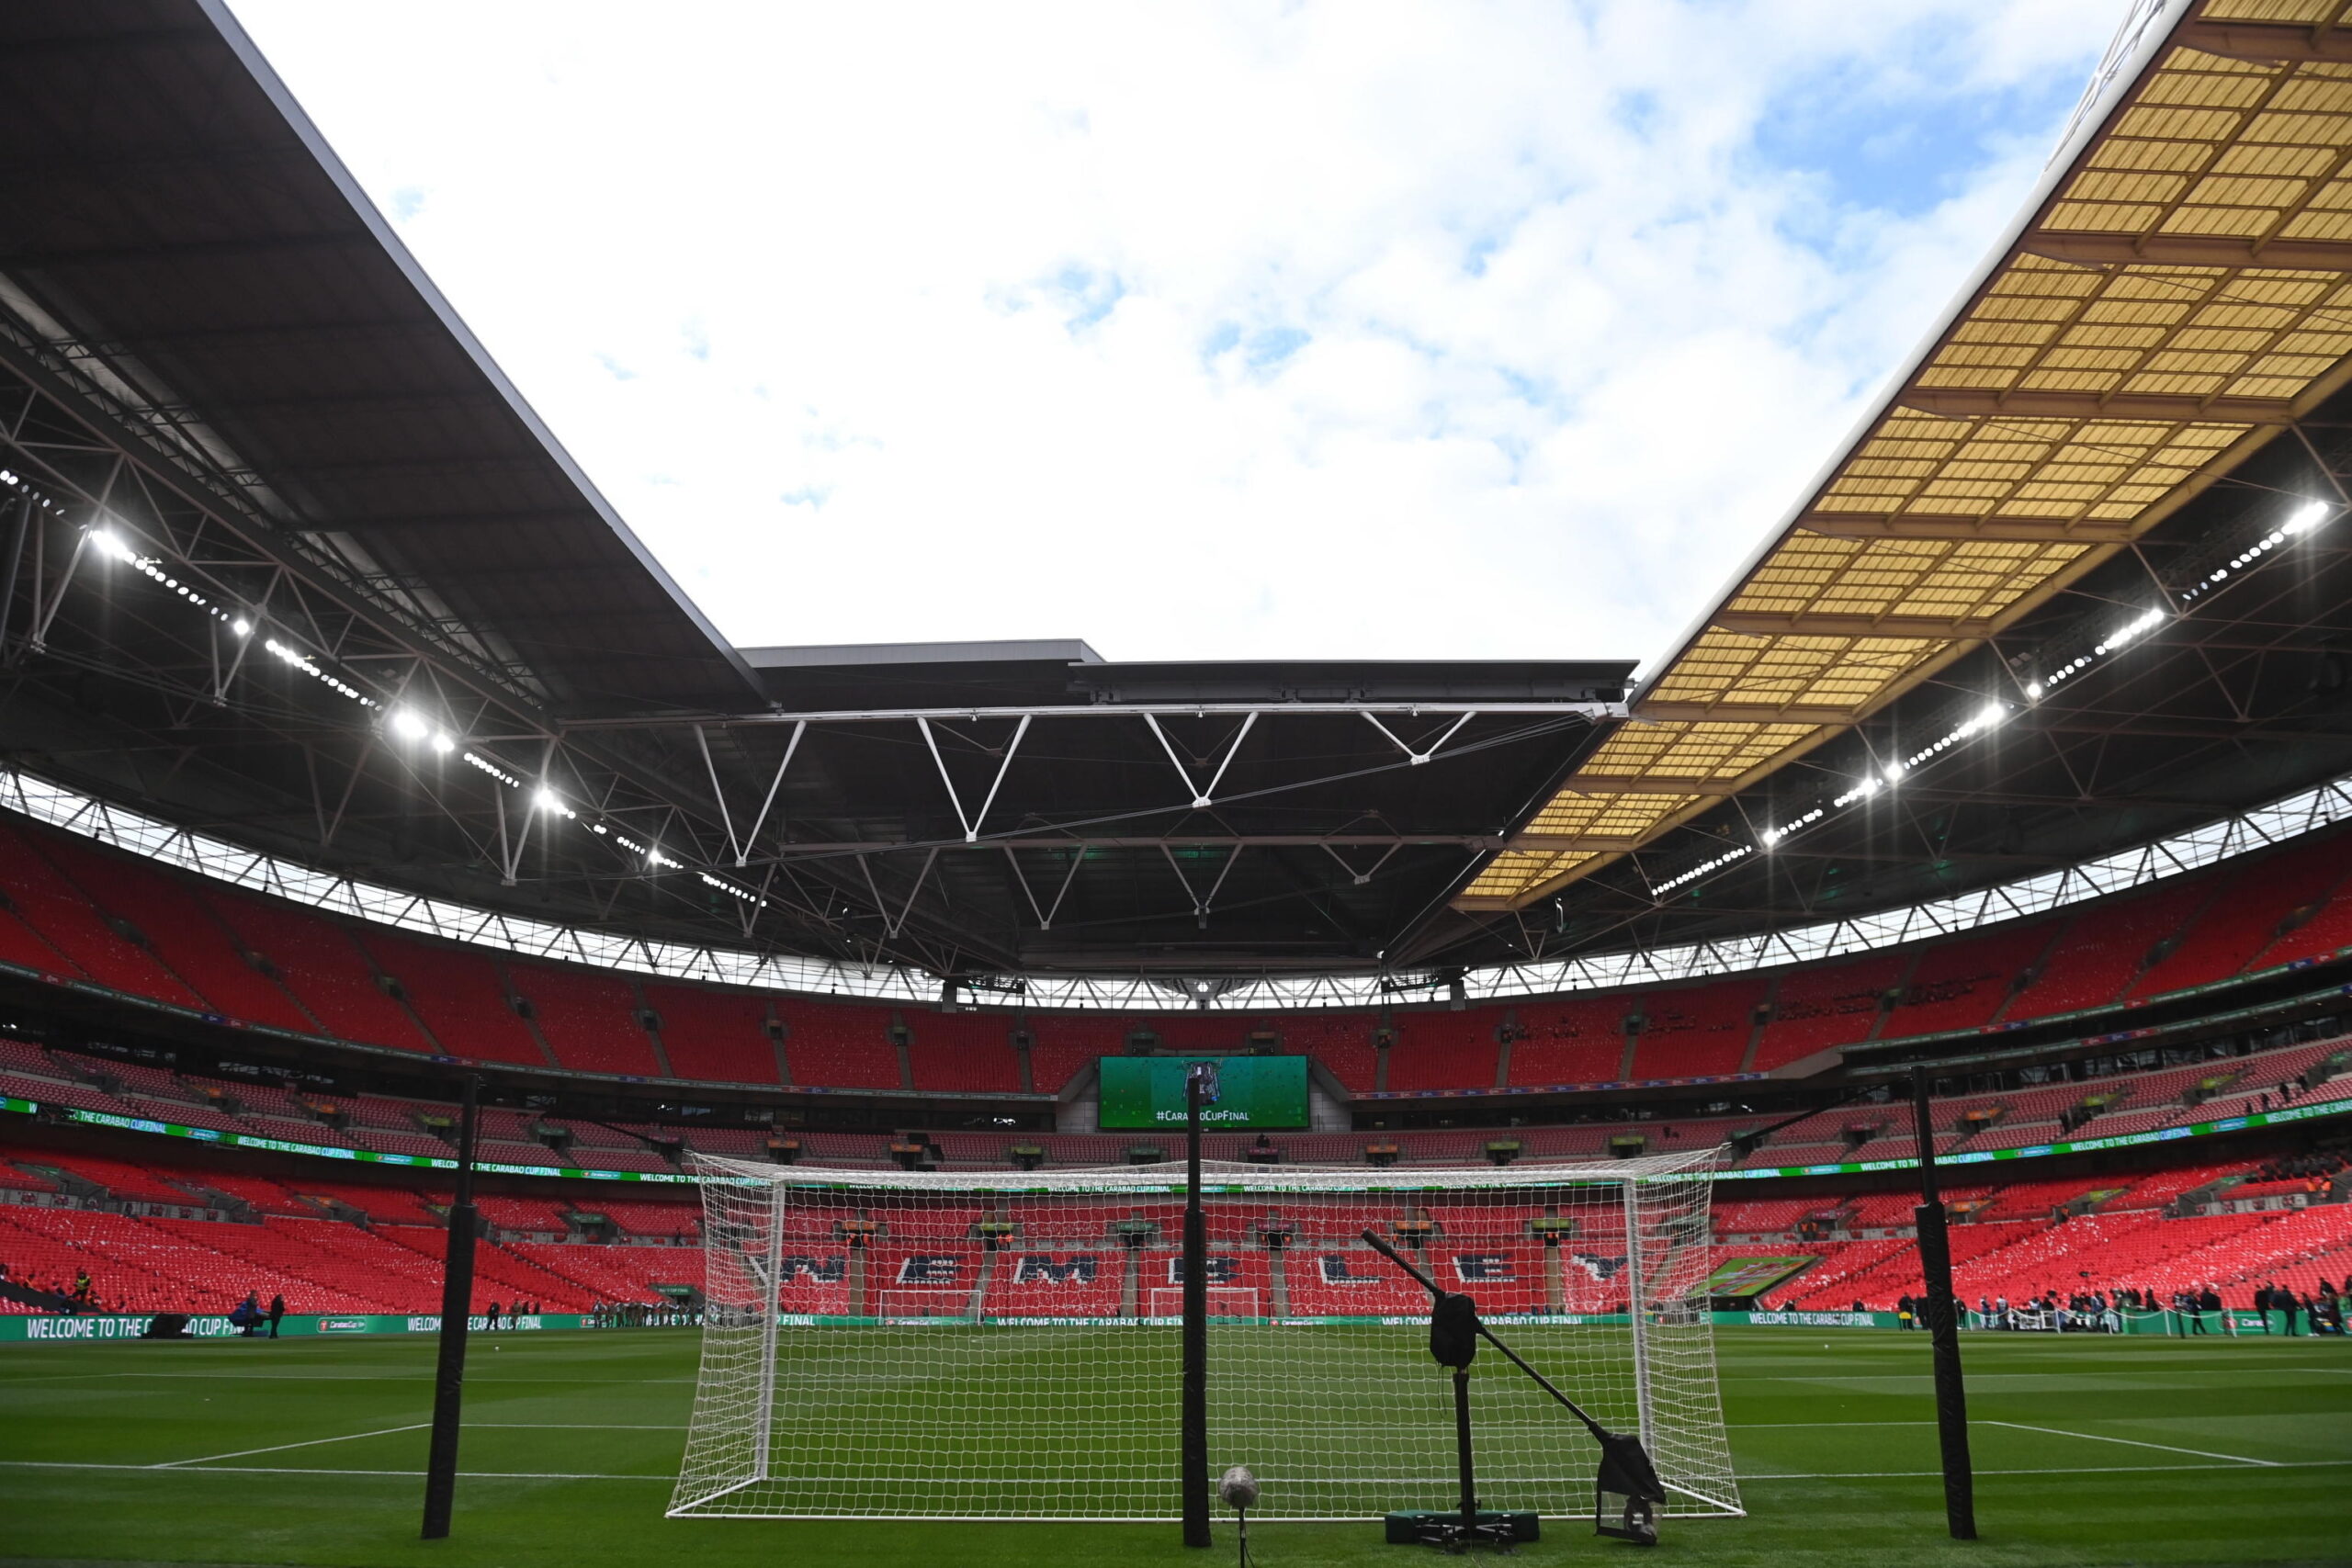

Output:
xmin=225 ymin=0 xmax=2127 ymax=669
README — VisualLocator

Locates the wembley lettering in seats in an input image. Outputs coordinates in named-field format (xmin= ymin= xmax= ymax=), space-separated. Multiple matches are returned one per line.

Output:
xmin=780 ymin=1255 xmax=846 ymax=1283
xmin=1317 ymin=1254 xmax=1376 ymax=1284
xmin=1164 ymin=1257 xmax=1238 ymax=1284
xmin=1453 ymin=1254 xmax=1514 ymax=1281
xmin=896 ymin=1256 xmax=962 ymax=1284
xmin=1012 ymin=1255 xmax=1097 ymax=1284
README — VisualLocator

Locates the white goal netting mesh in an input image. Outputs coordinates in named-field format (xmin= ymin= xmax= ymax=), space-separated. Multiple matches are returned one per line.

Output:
xmin=670 ymin=1153 xmax=1738 ymax=1522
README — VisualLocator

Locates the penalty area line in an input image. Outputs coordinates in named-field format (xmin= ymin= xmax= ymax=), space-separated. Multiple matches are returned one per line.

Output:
xmin=153 ymin=1424 xmax=430 ymax=1468
xmin=1741 ymin=1459 xmax=2352 ymax=1481
xmin=1 ymin=1460 xmax=670 ymax=1481
xmin=1982 ymin=1419 xmax=2281 ymax=1467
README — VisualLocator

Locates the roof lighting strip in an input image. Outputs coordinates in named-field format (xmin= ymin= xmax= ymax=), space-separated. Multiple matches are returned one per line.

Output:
xmin=1703 ymin=498 xmax=2346 ymax=886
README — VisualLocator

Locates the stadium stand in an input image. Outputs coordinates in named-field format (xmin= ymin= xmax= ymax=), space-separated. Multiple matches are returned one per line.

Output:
xmin=356 ymin=931 xmax=546 ymax=1066
xmin=643 ymin=982 xmax=778 ymax=1085
xmin=2005 ymin=883 xmax=2213 ymax=1023
xmin=0 ymin=819 xmax=207 ymax=1009
xmin=2130 ymin=838 xmax=2352 ymax=998
xmin=1506 ymin=994 xmax=1631 ymax=1086
xmin=11 ymin=799 xmax=2352 ymax=1105
xmin=0 ymin=889 xmax=72 ymax=978
xmin=1026 ymin=1016 xmax=1114 ymax=1096
xmin=580 ymin=1199 xmax=701 ymax=1238
xmin=515 ymin=965 xmax=661 ymax=1077
xmin=1880 ymin=920 xmax=2060 ymax=1039
xmin=1278 ymin=1011 xmax=1380 ymax=1093
xmin=1385 ymin=1010 xmax=1499 ymax=1090
xmin=201 ymin=891 xmax=434 ymax=1053
xmin=1750 ymin=952 xmax=1907 ymax=1071
xmin=28 ymin=830 xmax=318 ymax=1033
xmin=1628 ymin=978 xmax=1766 ymax=1078
xmin=986 ymin=1249 xmax=1125 ymax=1316
xmin=905 ymin=1011 xmax=1023 ymax=1094
xmin=777 ymin=999 xmax=901 ymax=1089
xmin=2254 ymin=852 xmax=2352 ymax=968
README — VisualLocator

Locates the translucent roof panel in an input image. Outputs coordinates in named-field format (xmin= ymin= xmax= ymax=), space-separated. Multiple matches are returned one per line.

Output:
xmin=1456 ymin=9 xmax=2352 ymax=912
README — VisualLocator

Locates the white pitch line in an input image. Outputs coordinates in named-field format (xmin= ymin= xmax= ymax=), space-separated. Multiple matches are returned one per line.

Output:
xmin=0 ymin=1371 xmax=696 ymax=1384
xmin=1984 ymin=1419 xmax=2279 ymax=1467
xmin=153 ymin=1423 xmax=430 ymax=1468
xmin=1733 ymin=1420 xmax=1939 ymax=1429
xmin=3 ymin=1461 xmax=670 ymax=1481
xmin=1738 ymin=1459 xmax=2352 ymax=1480
xmin=4 ymin=1458 xmax=2350 ymax=1484
xmin=463 ymin=1423 xmax=690 ymax=1430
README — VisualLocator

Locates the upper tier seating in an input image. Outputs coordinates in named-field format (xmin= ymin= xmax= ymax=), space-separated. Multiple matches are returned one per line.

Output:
xmin=1881 ymin=920 xmax=2062 ymax=1039
xmin=1385 ymin=1010 xmax=1499 ymax=1090
xmin=905 ymin=1012 xmax=1023 ymax=1094
xmin=2253 ymin=833 xmax=2352 ymax=967
xmin=203 ymin=891 xmax=434 ymax=1052
xmin=644 ymin=983 xmax=778 ymax=1085
xmin=1277 ymin=1012 xmax=1380 ymax=1093
xmin=779 ymin=999 xmax=901 ymax=1089
xmin=10 ymin=802 xmax=2352 ymax=1105
xmin=358 ymin=931 xmax=546 ymax=1066
xmin=1750 ymin=952 xmax=1909 ymax=1070
xmin=514 ymin=964 xmax=660 ymax=1077
xmin=1506 ymin=995 xmax=1631 ymax=1086
xmin=1026 ymin=1017 xmax=1114 ymax=1096
xmin=2131 ymin=835 xmax=2352 ymax=997
xmin=2005 ymin=882 xmax=2211 ymax=1022
xmin=1627 ymin=977 xmax=1765 ymax=1078
xmin=0 ymin=892 xmax=71 ymax=978
xmin=0 ymin=820 xmax=205 ymax=1008
xmin=30 ymin=831 xmax=317 ymax=1032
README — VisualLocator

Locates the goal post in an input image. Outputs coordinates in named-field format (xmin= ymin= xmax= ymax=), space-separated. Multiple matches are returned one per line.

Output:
xmin=669 ymin=1152 xmax=1740 ymax=1522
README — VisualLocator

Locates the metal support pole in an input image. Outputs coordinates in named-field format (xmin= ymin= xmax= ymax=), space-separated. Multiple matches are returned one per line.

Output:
xmin=1182 ymin=1072 xmax=1211 ymax=1548
xmin=0 ymin=491 xmax=31 ymax=664
xmin=1912 ymin=1066 xmax=1977 ymax=1541
xmin=421 ymin=1075 xmax=481 ymax=1540
xmin=1452 ymin=1369 xmax=1478 ymax=1540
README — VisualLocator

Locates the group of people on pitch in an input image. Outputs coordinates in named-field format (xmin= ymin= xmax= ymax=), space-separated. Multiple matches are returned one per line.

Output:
xmin=1887 ymin=1283 xmax=2346 ymax=1334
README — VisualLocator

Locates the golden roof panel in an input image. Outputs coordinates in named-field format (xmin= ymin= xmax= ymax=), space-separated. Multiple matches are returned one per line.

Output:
xmin=1457 ymin=6 xmax=2352 ymax=911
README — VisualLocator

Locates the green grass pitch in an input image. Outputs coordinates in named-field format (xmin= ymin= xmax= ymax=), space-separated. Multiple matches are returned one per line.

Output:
xmin=2 ymin=1325 xmax=2348 ymax=1568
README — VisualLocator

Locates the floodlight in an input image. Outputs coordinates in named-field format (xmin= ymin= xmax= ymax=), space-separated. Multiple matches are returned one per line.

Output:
xmin=389 ymin=708 xmax=430 ymax=742
xmin=2284 ymin=500 xmax=2332 ymax=536
xmin=92 ymin=531 xmax=138 ymax=564
xmin=429 ymin=732 xmax=455 ymax=756
xmin=231 ymin=617 xmax=252 ymax=637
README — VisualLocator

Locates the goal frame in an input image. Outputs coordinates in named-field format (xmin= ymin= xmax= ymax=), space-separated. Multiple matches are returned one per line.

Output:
xmin=669 ymin=1151 xmax=1740 ymax=1523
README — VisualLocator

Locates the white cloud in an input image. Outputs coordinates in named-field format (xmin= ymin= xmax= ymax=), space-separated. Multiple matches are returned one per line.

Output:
xmin=224 ymin=0 xmax=2125 ymax=664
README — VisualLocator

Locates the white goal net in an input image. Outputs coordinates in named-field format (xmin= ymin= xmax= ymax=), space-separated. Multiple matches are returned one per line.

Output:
xmin=670 ymin=1152 xmax=1739 ymax=1522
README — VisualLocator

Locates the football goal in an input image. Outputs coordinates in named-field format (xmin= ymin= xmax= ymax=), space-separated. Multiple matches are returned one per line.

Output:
xmin=669 ymin=1153 xmax=1739 ymax=1522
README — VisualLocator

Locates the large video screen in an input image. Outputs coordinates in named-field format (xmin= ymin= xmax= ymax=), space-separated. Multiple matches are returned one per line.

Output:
xmin=1097 ymin=1055 xmax=1310 ymax=1131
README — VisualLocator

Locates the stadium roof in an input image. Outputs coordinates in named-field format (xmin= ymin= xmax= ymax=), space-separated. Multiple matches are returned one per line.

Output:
xmin=1461 ymin=0 xmax=2352 ymax=911
xmin=6 ymin=0 xmax=2352 ymax=990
